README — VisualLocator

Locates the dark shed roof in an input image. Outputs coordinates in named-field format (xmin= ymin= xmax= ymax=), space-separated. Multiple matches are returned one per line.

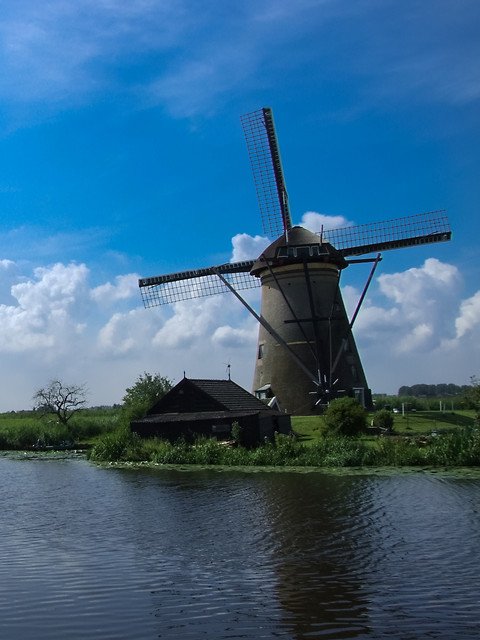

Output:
xmin=146 ymin=377 xmax=283 ymax=416
xmin=185 ymin=379 xmax=273 ymax=411
xmin=132 ymin=377 xmax=291 ymax=444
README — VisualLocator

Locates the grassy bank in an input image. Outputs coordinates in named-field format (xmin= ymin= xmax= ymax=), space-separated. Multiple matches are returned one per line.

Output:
xmin=1 ymin=407 xmax=478 ymax=468
xmin=88 ymin=424 xmax=480 ymax=468
xmin=0 ymin=408 xmax=120 ymax=450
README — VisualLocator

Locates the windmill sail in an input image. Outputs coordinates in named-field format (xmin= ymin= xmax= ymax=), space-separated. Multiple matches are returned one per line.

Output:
xmin=240 ymin=107 xmax=292 ymax=238
xmin=323 ymin=210 xmax=451 ymax=257
xmin=139 ymin=106 xmax=452 ymax=415
xmin=139 ymin=260 xmax=258 ymax=308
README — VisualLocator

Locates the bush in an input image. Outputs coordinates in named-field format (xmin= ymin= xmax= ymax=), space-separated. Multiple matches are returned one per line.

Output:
xmin=375 ymin=409 xmax=394 ymax=433
xmin=323 ymin=397 xmax=367 ymax=437
xmin=88 ymin=428 xmax=140 ymax=462
xmin=231 ymin=421 xmax=244 ymax=446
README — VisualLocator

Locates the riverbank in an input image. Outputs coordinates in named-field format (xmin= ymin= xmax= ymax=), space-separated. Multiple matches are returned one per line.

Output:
xmin=88 ymin=426 xmax=480 ymax=468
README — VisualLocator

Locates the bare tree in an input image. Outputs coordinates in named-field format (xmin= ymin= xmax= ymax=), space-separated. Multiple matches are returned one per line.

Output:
xmin=33 ymin=380 xmax=87 ymax=425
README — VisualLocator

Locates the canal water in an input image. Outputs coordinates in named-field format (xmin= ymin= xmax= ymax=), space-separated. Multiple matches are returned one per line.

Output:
xmin=0 ymin=455 xmax=479 ymax=639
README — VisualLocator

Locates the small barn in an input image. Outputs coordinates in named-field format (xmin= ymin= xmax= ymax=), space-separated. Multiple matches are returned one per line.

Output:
xmin=130 ymin=377 xmax=291 ymax=446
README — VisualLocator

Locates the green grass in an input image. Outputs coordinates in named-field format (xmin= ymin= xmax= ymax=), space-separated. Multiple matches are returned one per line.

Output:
xmin=88 ymin=425 xmax=480 ymax=468
xmin=291 ymin=410 xmax=476 ymax=443
xmin=0 ymin=408 xmax=121 ymax=450
xmin=1 ymin=407 xmax=478 ymax=468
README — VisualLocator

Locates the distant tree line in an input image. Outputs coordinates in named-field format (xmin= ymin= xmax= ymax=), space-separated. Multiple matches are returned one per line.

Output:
xmin=397 ymin=383 xmax=471 ymax=398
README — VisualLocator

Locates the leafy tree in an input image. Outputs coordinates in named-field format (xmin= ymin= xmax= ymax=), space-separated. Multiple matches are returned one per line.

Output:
xmin=33 ymin=380 xmax=87 ymax=427
xmin=122 ymin=372 xmax=173 ymax=421
xmin=398 ymin=383 xmax=472 ymax=398
xmin=323 ymin=397 xmax=367 ymax=437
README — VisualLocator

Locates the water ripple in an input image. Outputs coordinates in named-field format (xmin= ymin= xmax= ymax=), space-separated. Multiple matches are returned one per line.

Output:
xmin=1 ymin=459 xmax=480 ymax=639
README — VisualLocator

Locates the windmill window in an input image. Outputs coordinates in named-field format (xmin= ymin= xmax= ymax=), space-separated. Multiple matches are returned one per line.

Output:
xmin=255 ymin=383 xmax=272 ymax=400
xmin=351 ymin=365 xmax=358 ymax=381
xmin=296 ymin=246 xmax=310 ymax=258
xmin=276 ymin=245 xmax=321 ymax=259
xmin=258 ymin=344 xmax=264 ymax=359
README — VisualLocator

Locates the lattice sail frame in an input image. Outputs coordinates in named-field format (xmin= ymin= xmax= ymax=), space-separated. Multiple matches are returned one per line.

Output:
xmin=140 ymin=262 xmax=259 ymax=308
xmin=139 ymin=211 xmax=451 ymax=309
xmin=323 ymin=210 xmax=451 ymax=256
xmin=240 ymin=107 xmax=292 ymax=239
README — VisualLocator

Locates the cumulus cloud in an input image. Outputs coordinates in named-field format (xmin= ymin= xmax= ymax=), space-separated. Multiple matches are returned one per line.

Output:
xmin=375 ymin=258 xmax=460 ymax=346
xmin=345 ymin=258 xmax=462 ymax=353
xmin=0 ymin=248 xmax=477 ymax=409
xmin=97 ymin=307 xmax=157 ymax=356
xmin=0 ymin=243 xmax=262 ymax=408
xmin=0 ymin=262 xmax=90 ymax=353
xmin=153 ymin=297 xmax=225 ymax=349
xmin=230 ymin=213 xmax=355 ymax=262
xmin=455 ymin=290 xmax=480 ymax=339
xmin=212 ymin=323 xmax=257 ymax=349
xmin=342 ymin=256 xmax=480 ymax=392
xmin=91 ymin=273 xmax=139 ymax=306
xmin=0 ymin=260 xmax=151 ymax=407
xmin=231 ymin=233 xmax=270 ymax=261
xmin=300 ymin=211 xmax=353 ymax=233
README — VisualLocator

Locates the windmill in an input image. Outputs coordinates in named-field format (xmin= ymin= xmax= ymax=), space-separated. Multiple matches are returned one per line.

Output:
xmin=139 ymin=108 xmax=451 ymax=415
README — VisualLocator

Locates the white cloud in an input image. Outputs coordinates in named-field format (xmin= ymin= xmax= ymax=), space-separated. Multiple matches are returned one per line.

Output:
xmin=344 ymin=256 xmax=480 ymax=392
xmin=0 ymin=262 xmax=90 ymax=353
xmin=455 ymin=290 xmax=480 ymax=338
xmin=230 ymin=214 xmax=354 ymax=262
xmin=0 ymin=248 xmax=477 ymax=410
xmin=300 ymin=211 xmax=353 ymax=232
xmin=0 ymin=258 xmax=17 ymax=271
xmin=153 ymin=296 xmax=226 ymax=349
xmin=97 ymin=307 xmax=155 ymax=356
xmin=212 ymin=323 xmax=257 ymax=349
xmin=91 ymin=273 xmax=139 ymax=306
xmin=231 ymin=233 xmax=270 ymax=261
xmin=377 ymin=258 xmax=460 ymax=335
xmin=397 ymin=323 xmax=434 ymax=353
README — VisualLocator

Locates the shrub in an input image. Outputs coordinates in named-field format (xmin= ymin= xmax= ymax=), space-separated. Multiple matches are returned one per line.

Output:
xmin=88 ymin=428 xmax=140 ymax=462
xmin=323 ymin=397 xmax=367 ymax=437
xmin=375 ymin=409 xmax=395 ymax=433
xmin=231 ymin=421 xmax=244 ymax=446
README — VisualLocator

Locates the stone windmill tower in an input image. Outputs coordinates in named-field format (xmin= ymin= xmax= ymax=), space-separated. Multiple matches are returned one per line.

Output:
xmin=139 ymin=108 xmax=451 ymax=414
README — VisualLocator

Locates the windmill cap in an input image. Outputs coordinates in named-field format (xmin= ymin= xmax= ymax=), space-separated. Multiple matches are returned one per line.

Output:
xmin=250 ymin=225 xmax=348 ymax=276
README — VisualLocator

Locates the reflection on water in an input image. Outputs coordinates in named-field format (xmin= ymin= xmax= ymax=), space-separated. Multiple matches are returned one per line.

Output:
xmin=0 ymin=456 xmax=479 ymax=639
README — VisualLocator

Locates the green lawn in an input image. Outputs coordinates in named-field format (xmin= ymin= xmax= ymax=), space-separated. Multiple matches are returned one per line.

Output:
xmin=291 ymin=410 xmax=477 ymax=445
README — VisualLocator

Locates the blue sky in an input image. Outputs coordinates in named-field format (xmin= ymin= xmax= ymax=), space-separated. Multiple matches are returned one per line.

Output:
xmin=0 ymin=0 xmax=479 ymax=410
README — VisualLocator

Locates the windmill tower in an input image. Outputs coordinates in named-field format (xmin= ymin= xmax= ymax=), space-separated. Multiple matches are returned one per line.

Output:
xmin=139 ymin=108 xmax=451 ymax=415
